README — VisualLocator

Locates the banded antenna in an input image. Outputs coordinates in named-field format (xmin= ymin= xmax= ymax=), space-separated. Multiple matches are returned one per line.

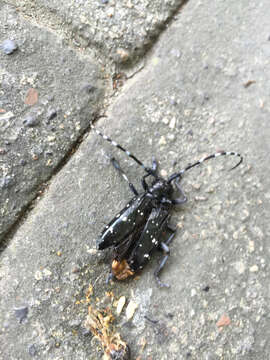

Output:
xmin=168 ymin=151 xmax=243 ymax=183
xmin=90 ymin=123 xmax=151 ymax=173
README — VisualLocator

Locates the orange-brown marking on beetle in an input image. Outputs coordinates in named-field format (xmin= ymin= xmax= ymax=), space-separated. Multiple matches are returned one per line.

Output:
xmin=112 ymin=260 xmax=134 ymax=280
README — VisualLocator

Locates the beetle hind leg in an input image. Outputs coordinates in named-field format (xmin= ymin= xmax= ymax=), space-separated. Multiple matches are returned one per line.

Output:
xmin=154 ymin=229 xmax=176 ymax=288
xmin=106 ymin=271 xmax=114 ymax=284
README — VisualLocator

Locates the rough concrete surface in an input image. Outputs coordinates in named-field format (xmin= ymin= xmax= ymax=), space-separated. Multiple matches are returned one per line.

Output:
xmin=0 ymin=2 xmax=104 ymax=241
xmin=1 ymin=0 xmax=270 ymax=359
xmin=7 ymin=0 xmax=185 ymax=64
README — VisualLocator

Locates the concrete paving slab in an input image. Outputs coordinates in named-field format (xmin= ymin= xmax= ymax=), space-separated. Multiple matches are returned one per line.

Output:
xmin=7 ymin=0 xmax=186 ymax=64
xmin=1 ymin=0 xmax=270 ymax=359
xmin=0 ymin=2 xmax=104 ymax=241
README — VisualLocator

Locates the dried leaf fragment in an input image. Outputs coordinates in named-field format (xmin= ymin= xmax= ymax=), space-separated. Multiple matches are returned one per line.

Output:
xmin=85 ymin=306 xmax=129 ymax=359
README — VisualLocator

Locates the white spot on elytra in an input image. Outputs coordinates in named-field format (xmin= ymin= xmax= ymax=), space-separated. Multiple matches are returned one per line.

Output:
xmin=144 ymin=254 xmax=150 ymax=258
xmin=139 ymin=244 xmax=142 ymax=247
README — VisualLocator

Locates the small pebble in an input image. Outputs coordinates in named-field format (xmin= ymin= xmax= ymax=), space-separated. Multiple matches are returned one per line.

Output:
xmin=167 ymin=133 xmax=175 ymax=141
xmin=43 ymin=268 xmax=52 ymax=277
xmin=194 ymin=196 xmax=207 ymax=201
xmin=14 ymin=306 xmax=28 ymax=323
xmin=34 ymin=270 xmax=43 ymax=280
xmin=192 ymin=183 xmax=201 ymax=190
xmin=202 ymin=285 xmax=210 ymax=292
xmin=19 ymin=159 xmax=27 ymax=166
xmin=162 ymin=117 xmax=169 ymax=125
xmin=28 ymin=344 xmax=37 ymax=356
xmin=234 ymin=261 xmax=246 ymax=274
xmin=23 ymin=114 xmax=39 ymax=127
xmin=126 ymin=300 xmax=138 ymax=320
xmin=160 ymin=169 xmax=167 ymax=177
xmin=0 ymin=39 xmax=18 ymax=54
xmin=216 ymin=314 xmax=231 ymax=328
xmin=87 ymin=248 xmax=98 ymax=255
xmin=47 ymin=108 xmax=57 ymax=121
xmin=159 ymin=136 xmax=166 ymax=145
xmin=170 ymin=98 xmax=177 ymax=105
xmin=115 ymin=48 xmax=129 ymax=63
xmin=25 ymin=88 xmax=38 ymax=106
xmin=248 ymin=240 xmax=254 ymax=253
xmin=249 ymin=265 xmax=259 ymax=273
xmin=0 ymin=176 xmax=14 ymax=189
xmin=169 ymin=117 xmax=176 ymax=129
xmin=116 ymin=296 xmax=126 ymax=315
xmin=82 ymin=84 xmax=96 ymax=94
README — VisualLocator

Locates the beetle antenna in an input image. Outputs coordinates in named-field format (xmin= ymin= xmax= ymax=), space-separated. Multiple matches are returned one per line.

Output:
xmin=90 ymin=123 xmax=151 ymax=173
xmin=168 ymin=151 xmax=243 ymax=183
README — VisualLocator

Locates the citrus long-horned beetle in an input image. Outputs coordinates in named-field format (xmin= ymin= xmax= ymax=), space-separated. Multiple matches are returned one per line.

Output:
xmin=91 ymin=123 xmax=242 ymax=287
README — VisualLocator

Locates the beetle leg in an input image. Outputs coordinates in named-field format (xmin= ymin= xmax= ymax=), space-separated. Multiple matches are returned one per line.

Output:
xmin=142 ymin=158 xmax=158 ymax=190
xmin=172 ymin=177 xmax=187 ymax=205
xmin=151 ymin=156 xmax=158 ymax=173
xmin=154 ymin=230 xmax=175 ymax=288
xmin=106 ymin=271 xmax=114 ymax=284
xmin=111 ymin=157 xmax=139 ymax=196
xmin=166 ymin=223 xmax=177 ymax=233
xmin=142 ymin=173 xmax=151 ymax=191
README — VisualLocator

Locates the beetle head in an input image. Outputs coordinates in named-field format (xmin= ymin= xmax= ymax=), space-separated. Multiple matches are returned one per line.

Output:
xmin=149 ymin=178 xmax=173 ymax=200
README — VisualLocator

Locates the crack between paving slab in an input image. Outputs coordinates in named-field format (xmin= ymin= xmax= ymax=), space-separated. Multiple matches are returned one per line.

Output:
xmin=1 ymin=0 xmax=190 ymax=252
xmin=0 ymin=112 xmax=105 ymax=253
xmin=12 ymin=0 xmax=190 ymax=71
xmin=132 ymin=0 xmax=190 ymax=63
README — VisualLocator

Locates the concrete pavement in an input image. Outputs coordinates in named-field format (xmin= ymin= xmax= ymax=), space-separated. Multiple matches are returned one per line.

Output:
xmin=1 ymin=0 xmax=270 ymax=359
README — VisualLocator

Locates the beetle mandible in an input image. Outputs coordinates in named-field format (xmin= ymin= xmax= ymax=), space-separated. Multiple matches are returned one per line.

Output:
xmin=91 ymin=123 xmax=242 ymax=287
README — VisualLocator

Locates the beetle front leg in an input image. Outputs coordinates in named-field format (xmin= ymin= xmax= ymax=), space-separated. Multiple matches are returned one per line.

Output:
xmin=142 ymin=157 xmax=158 ymax=190
xmin=172 ymin=177 xmax=187 ymax=205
